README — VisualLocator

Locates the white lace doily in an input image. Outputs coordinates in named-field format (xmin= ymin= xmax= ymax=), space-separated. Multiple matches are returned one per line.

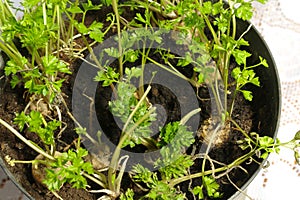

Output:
xmin=244 ymin=0 xmax=300 ymax=199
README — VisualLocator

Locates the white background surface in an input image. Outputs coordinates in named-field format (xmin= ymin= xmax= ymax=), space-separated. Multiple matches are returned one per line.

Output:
xmin=246 ymin=0 xmax=300 ymax=199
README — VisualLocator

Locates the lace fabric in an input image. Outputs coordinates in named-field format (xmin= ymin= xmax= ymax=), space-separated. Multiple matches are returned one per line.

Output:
xmin=245 ymin=0 xmax=300 ymax=199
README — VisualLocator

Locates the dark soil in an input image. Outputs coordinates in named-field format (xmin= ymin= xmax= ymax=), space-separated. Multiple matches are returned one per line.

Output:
xmin=0 ymin=5 xmax=275 ymax=200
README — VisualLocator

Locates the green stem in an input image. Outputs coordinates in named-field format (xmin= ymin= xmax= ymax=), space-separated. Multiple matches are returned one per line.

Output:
xmin=0 ymin=118 xmax=55 ymax=161
xmin=179 ymin=108 xmax=201 ymax=125
xmin=108 ymin=85 xmax=152 ymax=191
xmin=83 ymin=173 xmax=107 ymax=189
xmin=0 ymin=41 xmax=23 ymax=67
xmin=80 ymin=34 xmax=105 ymax=70
xmin=170 ymin=150 xmax=256 ymax=187
xmin=42 ymin=2 xmax=49 ymax=59
xmin=122 ymin=85 xmax=152 ymax=135
xmin=112 ymin=0 xmax=124 ymax=78
xmin=55 ymin=5 xmax=61 ymax=58
xmin=229 ymin=89 xmax=238 ymax=116
xmin=146 ymin=56 xmax=198 ymax=86
xmin=201 ymin=123 xmax=222 ymax=179
xmin=230 ymin=118 xmax=255 ymax=143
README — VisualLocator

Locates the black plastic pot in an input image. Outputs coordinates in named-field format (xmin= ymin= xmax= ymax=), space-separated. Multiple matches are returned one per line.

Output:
xmin=228 ymin=19 xmax=281 ymax=199
xmin=0 ymin=17 xmax=280 ymax=200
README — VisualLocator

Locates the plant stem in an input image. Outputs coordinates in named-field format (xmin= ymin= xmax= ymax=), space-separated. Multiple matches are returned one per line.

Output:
xmin=122 ymin=85 xmax=152 ymax=133
xmin=112 ymin=0 xmax=124 ymax=78
xmin=42 ymin=2 xmax=49 ymax=59
xmin=169 ymin=150 xmax=256 ymax=187
xmin=108 ymin=85 xmax=152 ymax=191
xmin=0 ymin=118 xmax=55 ymax=161
xmin=179 ymin=108 xmax=201 ymax=125
xmin=230 ymin=118 xmax=255 ymax=144
xmin=0 ymin=41 xmax=23 ymax=67
xmin=146 ymin=56 xmax=198 ymax=86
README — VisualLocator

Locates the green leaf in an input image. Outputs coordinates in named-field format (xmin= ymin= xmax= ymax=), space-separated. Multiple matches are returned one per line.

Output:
xmin=100 ymin=0 xmax=112 ymax=6
xmin=258 ymin=136 xmax=274 ymax=147
xmin=4 ymin=57 xmax=27 ymax=76
xmin=14 ymin=112 xmax=30 ymax=131
xmin=214 ymin=14 xmax=229 ymax=33
xmin=241 ymin=90 xmax=253 ymax=101
xmin=237 ymin=38 xmax=249 ymax=47
xmin=44 ymin=147 xmax=94 ymax=191
xmin=294 ymin=130 xmax=300 ymax=141
xmin=177 ymin=52 xmax=193 ymax=67
xmin=108 ymin=79 xmax=156 ymax=148
xmin=132 ymin=164 xmax=158 ymax=188
xmin=148 ymin=181 xmax=185 ymax=200
xmin=94 ymin=67 xmax=119 ymax=86
xmin=259 ymin=56 xmax=269 ymax=67
xmin=82 ymin=0 xmax=102 ymax=12
xmin=125 ymin=67 xmax=142 ymax=79
xmin=135 ymin=13 xmax=147 ymax=24
xmin=24 ymin=79 xmax=34 ymax=92
xmin=90 ymin=29 xmax=104 ymax=42
xmin=76 ymin=23 xmax=89 ymax=34
xmin=157 ymin=154 xmax=194 ymax=180
xmin=294 ymin=150 xmax=300 ymax=165
xmin=52 ymin=79 xmax=65 ymax=92
xmin=232 ymin=49 xmax=251 ymax=65
xmin=203 ymin=176 xmax=222 ymax=198
xmin=200 ymin=1 xmax=212 ymax=15
xmin=231 ymin=67 xmax=242 ymax=80
xmin=260 ymin=152 xmax=269 ymax=159
xmin=75 ymin=127 xmax=88 ymax=135
xmin=124 ymin=50 xmax=139 ymax=63
xmin=250 ymin=77 xmax=260 ymax=86
xmin=10 ymin=75 xmax=21 ymax=88
xmin=198 ymin=73 xmax=205 ymax=84
xmin=256 ymin=0 xmax=268 ymax=4
xmin=28 ymin=111 xmax=43 ymax=128
xmin=235 ymin=2 xmax=253 ymax=21
xmin=42 ymin=55 xmax=71 ymax=75
xmin=120 ymin=188 xmax=134 ymax=200
xmin=89 ymin=21 xmax=104 ymax=42
xmin=22 ymin=0 xmax=41 ymax=9
xmin=212 ymin=2 xmax=223 ymax=15
xmin=193 ymin=186 xmax=204 ymax=199
xmin=67 ymin=6 xmax=83 ymax=14
xmin=104 ymin=47 xmax=119 ymax=58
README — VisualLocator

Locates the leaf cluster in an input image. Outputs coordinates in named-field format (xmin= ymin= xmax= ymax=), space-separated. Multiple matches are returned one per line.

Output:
xmin=193 ymin=176 xmax=222 ymax=199
xmin=232 ymin=56 xmax=268 ymax=101
xmin=14 ymin=111 xmax=60 ymax=146
xmin=131 ymin=122 xmax=195 ymax=199
xmin=5 ymin=55 xmax=71 ymax=102
xmin=43 ymin=148 xmax=94 ymax=191
xmin=132 ymin=164 xmax=185 ymax=200
xmin=0 ymin=0 xmax=75 ymax=103
xmin=155 ymin=122 xmax=195 ymax=180
xmin=70 ymin=0 xmax=104 ymax=43
xmin=107 ymin=67 xmax=157 ymax=148
xmin=238 ymin=132 xmax=280 ymax=159
xmin=150 ymin=0 xmax=269 ymax=111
